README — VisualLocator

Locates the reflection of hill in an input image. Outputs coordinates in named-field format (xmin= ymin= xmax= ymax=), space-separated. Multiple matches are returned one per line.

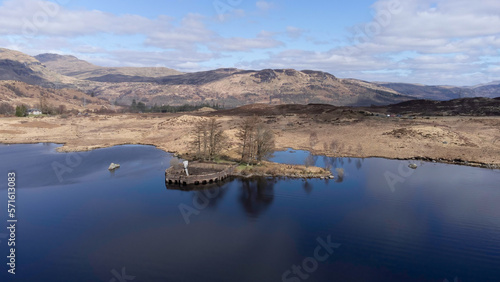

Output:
xmin=239 ymin=178 xmax=275 ymax=218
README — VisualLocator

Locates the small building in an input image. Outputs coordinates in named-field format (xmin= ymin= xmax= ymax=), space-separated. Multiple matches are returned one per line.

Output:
xmin=28 ymin=109 xmax=42 ymax=115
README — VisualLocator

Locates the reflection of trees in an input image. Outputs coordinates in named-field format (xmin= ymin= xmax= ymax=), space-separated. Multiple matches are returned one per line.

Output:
xmin=305 ymin=153 xmax=318 ymax=168
xmin=192 ymin=186 xmax=228 ymax=209
xmin=239 ymin=177 xmax=275 ymax=218
xmin=303 ymin=180 xmax=313 ymax=194
xmin=335 ymin=168 xmax=345 ymax=183
xmin=355 ymin=159 xmax=363 ymax=170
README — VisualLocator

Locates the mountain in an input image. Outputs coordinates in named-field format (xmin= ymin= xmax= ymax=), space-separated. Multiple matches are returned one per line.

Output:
xmin=470 ymin=81 xmax=500 ymax=98
xmin=0 ymin=48 xmax=76 ymax=88
xmin=35 ymin=53 xmax=183 ymax=80
xmin=0 ymin=48 xmax=410 ymax=107
xmin=377 ymin=82 xmax=500 ymax=100
xmin=79 ymin=68 xmax=413 ymax=107
xmin=0 ymin=80 xmax=110 ymax=112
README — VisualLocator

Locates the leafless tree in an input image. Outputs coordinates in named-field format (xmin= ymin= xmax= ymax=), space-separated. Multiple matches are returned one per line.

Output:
xmin=237 ymin=116 xmax=275 ymax=163
xmin=305 ymin=154 xmax=316 ymax=168
xmin=329 ymin=140 xmax=338 ymax=153
xmin=191 ymin=118 xmax=226 ymax=161
xmin=309 ymin=131 xmax=319 ymax=150
xmin=58 ymin=105 xmax=66 ymax=115
xmin=0 ymin=102 xmax=14 ymax=115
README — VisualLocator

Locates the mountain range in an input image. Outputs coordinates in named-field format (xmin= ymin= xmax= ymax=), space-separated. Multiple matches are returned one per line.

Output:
xmin=0 ymin=48 xmax=498 ymax=108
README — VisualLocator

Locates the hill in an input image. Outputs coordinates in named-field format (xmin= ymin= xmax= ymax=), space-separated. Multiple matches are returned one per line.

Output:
xmin=30 ymin=51 xmax=413 ymax=107
xmin=0 ymin=80 xmax=111 ymax=113
xmin=35 ymin=53 xmax=183 ymax=80
xmin=75 ymin=68 xmax=412 ymax=107
xmin=380 ymin=97 xmax=500 ymax=116
xmin=377 ymin=82 xmax=500 ymax=100
xmin=0 ymin=48 xmax=76 ymax=88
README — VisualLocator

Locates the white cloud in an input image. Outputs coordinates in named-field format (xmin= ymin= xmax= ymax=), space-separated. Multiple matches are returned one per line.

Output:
xmin=240 ymin=0 xmax=500 ymax=85
xmin=256 ymin=1 xmax=274 ymax=11
xmin=286 ymin=26 xmax=305 ymax=39
xmin=0 ymin=0 xmax=498 ymax=85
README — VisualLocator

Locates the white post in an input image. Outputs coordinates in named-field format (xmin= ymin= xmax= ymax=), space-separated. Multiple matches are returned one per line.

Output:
xmin=183 ymin=161 xmax=189 ymax=176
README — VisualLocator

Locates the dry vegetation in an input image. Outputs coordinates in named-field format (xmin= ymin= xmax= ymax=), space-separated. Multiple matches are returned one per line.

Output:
xmin=0 ymin=104 xmax=499 ymax=169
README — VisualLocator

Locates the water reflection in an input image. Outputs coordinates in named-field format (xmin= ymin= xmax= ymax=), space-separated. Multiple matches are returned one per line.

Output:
xmin=355 ymin=158 xmax=363 ymax=170
xmin=302 ymin=180 xmax=313 ymax=193
xmin=239 ymin=177 xmax=275 ymax=218
xmin=192 ymin=186 xmax=229 ymax=209
xmin=2 ymin=144 xmax=500 ymax=281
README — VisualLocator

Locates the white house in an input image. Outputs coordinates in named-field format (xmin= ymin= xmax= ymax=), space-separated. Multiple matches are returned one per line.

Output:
xmin=28 ymin=109 xmax=42 ymax=115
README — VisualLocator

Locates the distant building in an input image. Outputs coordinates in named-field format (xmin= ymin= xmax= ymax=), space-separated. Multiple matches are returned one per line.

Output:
xmin=28 ymin=109 xmax=42 ymax=115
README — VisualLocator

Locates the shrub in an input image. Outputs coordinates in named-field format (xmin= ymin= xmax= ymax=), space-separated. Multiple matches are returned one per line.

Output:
xmin=15 ymin=105 xmax=28 ymax=117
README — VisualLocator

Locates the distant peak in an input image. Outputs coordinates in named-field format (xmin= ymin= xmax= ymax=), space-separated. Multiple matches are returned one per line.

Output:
xmin=35 ymin=53 xmax=78 ymax=62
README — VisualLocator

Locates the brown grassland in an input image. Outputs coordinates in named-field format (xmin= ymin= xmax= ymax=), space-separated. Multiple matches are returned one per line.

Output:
xmin=1 ymin=105 xmax=499 ymax=169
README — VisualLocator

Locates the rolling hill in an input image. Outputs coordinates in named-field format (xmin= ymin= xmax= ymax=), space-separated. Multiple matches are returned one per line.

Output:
xmin=3 ymin=47 xmax=497 ymax=109
xmin=377 ymin=82 xmax=500 ymax=100
xmin=21 ymin=49 xmax=413 ymax=107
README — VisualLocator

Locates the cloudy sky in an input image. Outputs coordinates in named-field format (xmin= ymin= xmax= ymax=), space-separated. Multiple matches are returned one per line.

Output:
xmin=0 ymin=0 xmax=499 ymax=86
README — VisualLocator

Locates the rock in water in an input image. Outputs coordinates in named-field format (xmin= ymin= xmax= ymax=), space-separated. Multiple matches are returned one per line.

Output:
xmin=408 ymin=163 xmax=418 ymax=169
xmin=108 ymin=163 xmax=120 ymax=170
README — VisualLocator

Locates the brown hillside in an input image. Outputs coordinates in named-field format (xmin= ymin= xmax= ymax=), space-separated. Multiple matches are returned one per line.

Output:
xmin=0 ymin=80 xmax=111 ymax=112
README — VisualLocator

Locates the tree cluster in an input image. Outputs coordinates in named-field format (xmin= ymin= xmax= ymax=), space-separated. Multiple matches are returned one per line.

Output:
xmin=0 ymin=102 xmax=15 ymax=115
xmin=191 ymin=118 xmax=227 ymax=161
xmin=237 ymin=116 xmax=275 ymax=164
xmin=128 ymin=100 xmax=222 ymax=113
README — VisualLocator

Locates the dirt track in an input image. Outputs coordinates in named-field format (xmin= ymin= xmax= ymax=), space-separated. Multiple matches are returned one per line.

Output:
xmin=1 ymin=111 xmax=499 ymax=168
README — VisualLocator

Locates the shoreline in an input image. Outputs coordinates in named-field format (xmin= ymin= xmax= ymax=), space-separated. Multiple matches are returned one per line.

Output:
xmin=1 ymin=113 xmax=498 ymax=170
xmin=1 ymin=141 xmax=498 ymax=171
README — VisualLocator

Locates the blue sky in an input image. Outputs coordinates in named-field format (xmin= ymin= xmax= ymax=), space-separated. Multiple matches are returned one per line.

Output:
xmin=0 ymin=0 xmax=499 ymax=85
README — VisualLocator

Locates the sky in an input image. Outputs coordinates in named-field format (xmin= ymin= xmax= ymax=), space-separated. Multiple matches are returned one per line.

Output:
xmin=0 ymin=0 xmax=499 ymax=86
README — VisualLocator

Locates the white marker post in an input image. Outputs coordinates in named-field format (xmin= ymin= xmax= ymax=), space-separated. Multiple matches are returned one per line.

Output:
xmin=183 ymin=161 xmax=189 ymax=176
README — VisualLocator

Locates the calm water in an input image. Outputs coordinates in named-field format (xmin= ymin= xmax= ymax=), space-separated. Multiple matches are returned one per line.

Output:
xmin=0 ymin=144 xmax=499 ymax=282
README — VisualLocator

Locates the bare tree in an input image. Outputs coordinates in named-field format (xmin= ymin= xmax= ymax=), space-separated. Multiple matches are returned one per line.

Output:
xmin=58 ymin=105 xmax=66 ymax=115
xmin=329 ymin=140 xmax=338 ymax=153
xmin=255 ymin=122 xmax=275 ymax=161
xmin=191 ymin=118 xmax=226 ymax=161
xmin=309 ymin=131 xmax=319 ymax=150
xmin=305 ymin=154 xmax=316 ymax=168
xmin=237 ymin=116 xmax=275 ymax=163
xmin=236 ymin=116 xmax=258 ymax=162
xmin=207 ymin=118 xmax=226 ymax=160
xmin=0 ymin=102 xmax=14 ymax=115
xmin=356 ymin=143 xmax=363 ymax=156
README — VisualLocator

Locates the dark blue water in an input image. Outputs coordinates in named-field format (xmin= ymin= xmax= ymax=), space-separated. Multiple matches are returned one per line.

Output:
xmin=0 ymin=144 xmax=499 ymax=282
